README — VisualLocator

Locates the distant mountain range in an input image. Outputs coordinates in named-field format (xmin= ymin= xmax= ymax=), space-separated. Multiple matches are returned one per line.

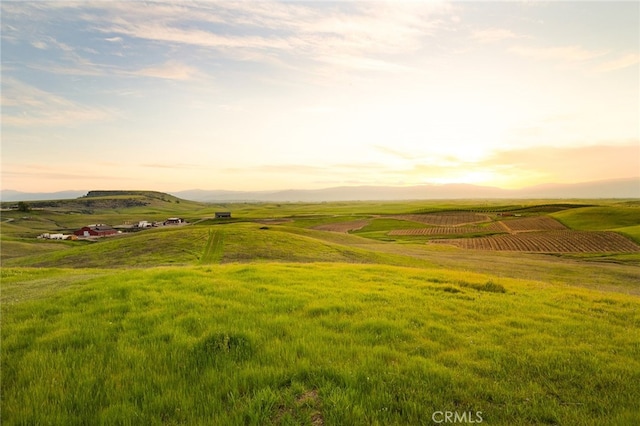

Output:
xmin=2 ymin=177 xmax=638 ymax=203
xmin=174 ymin=177 xmax=640 ymax=201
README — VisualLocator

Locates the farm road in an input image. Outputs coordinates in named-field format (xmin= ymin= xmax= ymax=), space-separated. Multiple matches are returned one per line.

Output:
xmin=200 ymin=229 xmax=224 ymax=264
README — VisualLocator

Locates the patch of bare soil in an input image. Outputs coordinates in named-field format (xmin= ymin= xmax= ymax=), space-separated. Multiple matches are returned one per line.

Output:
xmin=312 ymin=219 xmax=370 ymax=233
xmin=274 ymin=389 xmax=323 ymax=425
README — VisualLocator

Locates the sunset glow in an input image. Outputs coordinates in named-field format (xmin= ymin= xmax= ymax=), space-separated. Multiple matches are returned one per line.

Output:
xmin=1 ymin=1 xmax=638 ymax=193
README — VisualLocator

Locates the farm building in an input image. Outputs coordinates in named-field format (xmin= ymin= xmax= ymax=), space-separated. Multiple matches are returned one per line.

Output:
xmin=215 ymin=212 xmax=231 ymax=219
xmin=74 ymin=224 xmax=118 ymax=237
xmin=164 ymin=217 xmax=185 ymax=225
xmin=38 ymin=233 xmax=77 ymax=240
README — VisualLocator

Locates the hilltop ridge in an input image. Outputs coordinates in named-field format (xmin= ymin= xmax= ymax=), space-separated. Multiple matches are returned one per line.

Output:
xmin=83 ymin=190 xmax=181 ymax=202
xmin=1 ymin=190 xmax=196 ymax=212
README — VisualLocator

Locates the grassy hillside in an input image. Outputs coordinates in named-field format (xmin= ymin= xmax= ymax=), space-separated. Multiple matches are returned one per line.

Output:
xmin=552 ymin=206 xmax=640 ymax=248
xmin=4 ymin=219 xmax=639 ymax=293
xmin=2 ymin=264 xmax=639 ymax=425
xmin=2 ymin=198 xmax=639 ymax=425
xmin=3 ymin=223 xmax=421 ymax=269
xmin=552 ymin=206 xmax=640 ymax=231
xmin=614 ymin=225 xmax=640 ymax=244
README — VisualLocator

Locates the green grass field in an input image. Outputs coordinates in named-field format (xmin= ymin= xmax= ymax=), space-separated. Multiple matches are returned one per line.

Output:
xmin=2 ymin=195 xmax=639 ymax=425
xmin=552 ymin=206 xmax=640 ymax=231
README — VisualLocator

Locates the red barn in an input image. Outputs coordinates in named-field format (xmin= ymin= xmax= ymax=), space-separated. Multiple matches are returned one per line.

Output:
xmin=74 ymin=224 xmax=118 ymax=237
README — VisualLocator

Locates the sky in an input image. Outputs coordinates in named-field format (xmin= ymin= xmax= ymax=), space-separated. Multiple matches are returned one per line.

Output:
xmin=1 ymin=1 xmax=639 ymax=192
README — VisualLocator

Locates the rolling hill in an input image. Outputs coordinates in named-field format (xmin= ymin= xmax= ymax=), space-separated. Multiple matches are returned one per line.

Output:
xmin=2 ymin=198 xmax=640 ymax=424
xmin=0 ymin=190 xmax=206 ymax=216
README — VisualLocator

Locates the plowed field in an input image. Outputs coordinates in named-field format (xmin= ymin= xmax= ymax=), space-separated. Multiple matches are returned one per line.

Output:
xmin=500 ymin=216 xmax=567 ymax=233
xmin=430 ymin=230 xmax=640 ymax=253
xmin=312 ymin=219 xmax=371 ymax=233
xmin=389 ymin=221 xmax=505 ymax=236
xmin=390 ymin=212 xmax=490 ymax=226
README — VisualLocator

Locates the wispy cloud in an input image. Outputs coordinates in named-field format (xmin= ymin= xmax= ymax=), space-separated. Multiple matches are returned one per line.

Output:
xmin=595 ymin=53 xmax=640 ymax=73
xmin=225 ymin=164 xmax=329 ymax=174
xmin=1 ymin=164 xmax=122 ymax=182
xmin=373 ymin=145 xmax=419 ymax=161
xmin=508 ymin=44 xmax=605 ymax=62
xmin=480 ymin=143 xmax=640 ymax=183
xmin=82 ymin=1 xmax=452 ymax=74
xmin=129 ymin=61 xmax=201 ymax=81
xmin=224 ymin=159 xmax=484 ymax=188
xmin=472 ymin=28 xmax=523 ymax=43
xmin=28 ymin=58 xmax=202 ymax=82
xmin=102 ymin=22 xmax=296 ymax=51
xmin=1 ymin=77 xmax=116 ymax=126
xmin=27 ymin=63 xmax=104 ymax=77
xmin=316 ymin=55 xmax=414 ymax=73
xmin=373 ymin=145 xmax=468 ymax=167
xmin=30 ymin=40 xmax=48 ymax=49
xmin=2 ymin=1 xmax=457 ymax=89
xmin=141 ymin=163 xmax=207 ymax=170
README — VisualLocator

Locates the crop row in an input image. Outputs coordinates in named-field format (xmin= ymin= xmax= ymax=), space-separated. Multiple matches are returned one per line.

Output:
xmin=389 ymin=222 xmax=505 ymax=236
xmin=500 ymin=216 xmax=567 ymax=233
xmin=430 ymin=231 xmax=640 ymax=253
xmin=389 ymin=213 xmax=490 ymax=226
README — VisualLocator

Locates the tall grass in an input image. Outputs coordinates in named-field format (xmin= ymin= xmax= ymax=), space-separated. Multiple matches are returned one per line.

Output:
xmin=2 ymin=264 xmax=639 ymax=425
xmin=3 ymin=199 xmax=640 ymax=424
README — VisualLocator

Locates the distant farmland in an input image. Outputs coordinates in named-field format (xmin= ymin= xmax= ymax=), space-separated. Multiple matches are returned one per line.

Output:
xmin=499 ymin=216 xmax=568 ymax=232
xmin=389 ymin=212 xmax=491 ymax=226
xmin=389 ymin=222 xmax=506 ymax=236
xmin=430 ymin=230 xmax=640 ymax=253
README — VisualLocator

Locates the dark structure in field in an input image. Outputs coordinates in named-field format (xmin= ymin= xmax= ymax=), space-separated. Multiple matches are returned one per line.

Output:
xmin=164 ymin=217 xmax=185 ymax=225
xmin=215 ymin=212 xmax=231 ymax=219
xmin=74 ymin=224 xmax=118 ymax=237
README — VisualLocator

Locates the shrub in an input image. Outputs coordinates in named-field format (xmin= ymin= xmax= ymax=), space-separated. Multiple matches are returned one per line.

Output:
xmin=17 ymin=201 xmax=31 ymax=212
xmin=457 ymin=280 xmax=507 ymax=293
